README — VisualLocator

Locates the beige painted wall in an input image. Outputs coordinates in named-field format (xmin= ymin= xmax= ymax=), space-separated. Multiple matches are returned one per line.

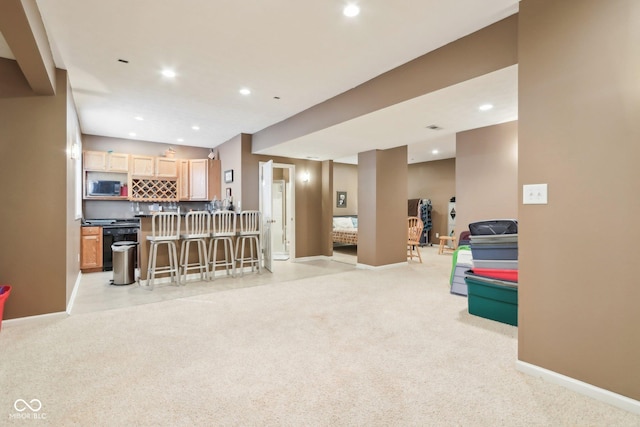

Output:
xmin=358 ymin=147 xmax=408 ymax=267
xmin=0 ymin=64 xmax=69 ymax=319
xmin=66 ymin=80 xmax=82 ymax=305
xmin=518 ymin=0 xmax=640 ymax=400
xmin=217 ymin=134 xmax=242 ymax=207
xmin=455 ymin=121 xmax=518 ymax=239
xmin=408 ymin=158 xmax=456 ymax=244
xmin=333 ymin=163 xmax=358 ymax=216
xmin=241 ymin=136 xmax=330 ymax=259
xmin=83 ymin=134 xmax=210 ymax=159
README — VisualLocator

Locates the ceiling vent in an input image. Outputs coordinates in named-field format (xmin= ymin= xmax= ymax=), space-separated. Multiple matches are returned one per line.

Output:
xmin=426 ymin=124 xmax=442 ymax=130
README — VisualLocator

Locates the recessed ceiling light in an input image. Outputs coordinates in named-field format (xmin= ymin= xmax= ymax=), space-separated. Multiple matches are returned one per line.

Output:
xmin=134 ymin=116 xmax=144 ymax=121
xmin=343 ymin=4 xmax=360 ymax=17
xmin=479 ymin=103 xmax=494 ymax=111
xmin=161 ymin=69 xmax=176 ymax=78
xmin=191 ymin=125 xmax=200 ymax=131
xmin=177 ymin=138 xmax=184 ymax=142
xmin=239 ymin=88 xmax=251 ymax=96
xmin=432 ymin=149 xmax=439 ymax=155
xmin=129 ymin=132 xmax=136 ymax=137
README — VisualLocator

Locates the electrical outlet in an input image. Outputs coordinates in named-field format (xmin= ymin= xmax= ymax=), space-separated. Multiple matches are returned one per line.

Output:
xmin=523 ymin=183 xmax=548 ymax=204
xmin=435 ymin=232 xmax=440 ymax=238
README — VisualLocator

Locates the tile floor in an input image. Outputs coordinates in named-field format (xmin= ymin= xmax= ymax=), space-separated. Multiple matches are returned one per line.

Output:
xmin=70 ymin=247 xmax=366 ymax=315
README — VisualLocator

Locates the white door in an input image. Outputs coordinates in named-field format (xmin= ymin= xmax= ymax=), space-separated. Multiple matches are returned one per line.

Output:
xmin=259 ymin=160 xmax=274 ymax=272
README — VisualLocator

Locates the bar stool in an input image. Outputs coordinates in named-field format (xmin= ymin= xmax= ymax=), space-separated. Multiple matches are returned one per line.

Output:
xmin=179 ymin=211 xmax=210 ymax=283
xmin=235 ymin=210 xmax=262 ymax=275
xmin=144 ymin=212 xmax=181 ymax=289
xmin=208 ymin=210 xmax=236 ymax=279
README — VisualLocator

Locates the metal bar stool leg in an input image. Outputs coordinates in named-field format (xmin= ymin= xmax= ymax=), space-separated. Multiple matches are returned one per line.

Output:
xmin=146 ymin=242 xmax=157 ymax=290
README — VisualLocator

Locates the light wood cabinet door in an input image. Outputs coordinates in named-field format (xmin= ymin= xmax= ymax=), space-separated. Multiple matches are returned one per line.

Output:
xmin=83 ymin=151 xmax=107 ymax=171
xmin=178 ymin=159 xmax=189 ymax=200
xmin=156 ymin=157 xmax=178 ymax=177
xmin=189 ymin=159 xmax=208 ymax=200
xmin=131 ymin=155 xmax=154 ymax=176
xmin=107 ymin=153 xmax=129 ymax=172
xmin=188 ymin=159 xmax=221 ymax=201
xmin=80 ymin=227 xmax=103 ymax=270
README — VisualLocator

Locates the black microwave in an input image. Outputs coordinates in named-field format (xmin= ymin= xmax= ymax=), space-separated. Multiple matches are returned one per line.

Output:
xmin=89 ymin=180 xmax=121 ymax=196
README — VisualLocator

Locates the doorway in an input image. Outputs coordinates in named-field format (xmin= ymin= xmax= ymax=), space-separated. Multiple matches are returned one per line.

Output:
xmin=272 ymin=179 xmax=289 ymax=260
xmin=259 ymin=162 xmax=296 ymax=270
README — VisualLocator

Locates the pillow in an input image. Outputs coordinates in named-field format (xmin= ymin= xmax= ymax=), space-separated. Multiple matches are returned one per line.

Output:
xmin=351 ymin=217 xmax=358 ymax=228
xmin=333 ymin=217 xmax=354 ymax=229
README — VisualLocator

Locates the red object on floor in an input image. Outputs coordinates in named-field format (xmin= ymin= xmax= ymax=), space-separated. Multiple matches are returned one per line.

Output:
xmin=0 ymin=285 xmax=12 ymax=331
xmin=471 ymin=268 xmax=518 ymax=282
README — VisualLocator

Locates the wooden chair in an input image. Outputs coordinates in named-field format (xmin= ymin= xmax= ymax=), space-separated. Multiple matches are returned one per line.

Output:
xmin=438 ymin=235 xmax=457 ymax=255
xmin=407 ymin=216 xmax=424 ymax=263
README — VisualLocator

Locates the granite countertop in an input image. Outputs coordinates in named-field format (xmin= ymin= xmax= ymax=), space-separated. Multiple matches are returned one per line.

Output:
xmin=135 ymin=210 xmax=239 ymax=218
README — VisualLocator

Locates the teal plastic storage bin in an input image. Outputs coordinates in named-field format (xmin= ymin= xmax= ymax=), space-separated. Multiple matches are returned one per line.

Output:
xmin=464 ymin=274 xmax=518 ymax=326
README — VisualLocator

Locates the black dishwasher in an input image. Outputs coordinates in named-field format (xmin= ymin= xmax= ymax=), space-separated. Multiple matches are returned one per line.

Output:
xmin=85 ymin=219 xmax=140 ymax=271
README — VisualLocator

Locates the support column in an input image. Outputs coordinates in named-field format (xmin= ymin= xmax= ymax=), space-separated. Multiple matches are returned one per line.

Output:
xmin=357 ymin=146 xmax=408 ymax=267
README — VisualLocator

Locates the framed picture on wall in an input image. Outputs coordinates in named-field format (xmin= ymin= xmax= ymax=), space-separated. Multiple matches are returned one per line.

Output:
xmin=337 ymin=191 xmax=347 ymax=208
xmin=224 ymin=169 xmax=234 ymax=183
xmin=226 ymin=187 xmax=232 ymax=198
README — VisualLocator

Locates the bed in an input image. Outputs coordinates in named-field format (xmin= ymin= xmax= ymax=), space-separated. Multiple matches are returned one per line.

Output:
xmin=332 ymin=216 xmax=358 ymax=245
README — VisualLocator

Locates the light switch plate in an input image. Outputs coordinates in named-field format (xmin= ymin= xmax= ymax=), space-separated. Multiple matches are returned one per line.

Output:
xmin=523 ymin=183 xmax=548 ymax=204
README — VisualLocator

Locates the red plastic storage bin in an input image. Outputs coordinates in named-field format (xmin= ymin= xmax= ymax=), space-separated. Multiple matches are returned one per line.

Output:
xmin=0 ymin=285 xmax=11 ymax=331
xmin=471 ymin=268 xmax=518 ymax=282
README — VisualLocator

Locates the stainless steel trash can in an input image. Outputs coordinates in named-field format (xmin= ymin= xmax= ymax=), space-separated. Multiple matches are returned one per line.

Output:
xmin=111 ymin=241 xmax=138 ymax=285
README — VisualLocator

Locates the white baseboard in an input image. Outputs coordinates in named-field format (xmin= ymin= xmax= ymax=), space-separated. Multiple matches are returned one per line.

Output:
xmin=66 ymin=271 xmax=83 ymax=314
xmin=3 ymin=310 xmax=68 ymax=326
xmin=294 ymin=255 xmax=332 ymax=262
xmin=356 ymin=261 xmax=408 ymax=270
xmin=516 ymin=360 xmax=640 ymax=415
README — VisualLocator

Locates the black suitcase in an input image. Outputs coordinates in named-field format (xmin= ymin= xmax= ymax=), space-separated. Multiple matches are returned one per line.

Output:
xmin=469 ymin=219 xmax=518 ymax=235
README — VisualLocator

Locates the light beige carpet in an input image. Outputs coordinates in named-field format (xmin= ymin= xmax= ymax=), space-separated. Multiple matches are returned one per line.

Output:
xmin=1 ymin=249 xmax=639 ymax=426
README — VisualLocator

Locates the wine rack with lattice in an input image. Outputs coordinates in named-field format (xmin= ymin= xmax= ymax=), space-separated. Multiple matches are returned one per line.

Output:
xmin=130 ymin=178 xmax=178 ymax=201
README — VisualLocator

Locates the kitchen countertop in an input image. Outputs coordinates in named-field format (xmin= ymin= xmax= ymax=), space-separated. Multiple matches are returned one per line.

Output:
xmin=134 ymin=211 xmax=238 ymax=217
xmin=82 ymin=218 xmax=141 ymax=227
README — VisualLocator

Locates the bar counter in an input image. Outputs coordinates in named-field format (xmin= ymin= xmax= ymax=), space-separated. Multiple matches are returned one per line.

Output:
xmin=136 ymin=212 xmax=242 ymax=282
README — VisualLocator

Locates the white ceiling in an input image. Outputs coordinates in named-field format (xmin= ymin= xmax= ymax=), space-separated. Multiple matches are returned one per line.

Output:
xmin=2 ymin=0 xmax=520 ymax=163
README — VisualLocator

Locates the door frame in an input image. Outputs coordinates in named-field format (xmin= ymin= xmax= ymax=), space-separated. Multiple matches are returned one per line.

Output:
xmin=259 ymin=161 xmax=296 ymax=264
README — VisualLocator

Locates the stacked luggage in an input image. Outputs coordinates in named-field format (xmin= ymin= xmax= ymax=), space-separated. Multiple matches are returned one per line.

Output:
xmin=464 ymin=220 xmax=519 ymax=326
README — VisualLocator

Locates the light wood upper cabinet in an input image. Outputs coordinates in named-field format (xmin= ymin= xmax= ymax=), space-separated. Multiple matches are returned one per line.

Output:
xmin=82 ymin=150 xmax=219 ymax=202
xmin=84 ymin=151 xmax=129 ymax=172
xmin=178 ymin=159 xmax=190 ymax=200
xmin=156 ymin=157 xmax=178 ymax=178
xmin=107 ymin=153 xmax=129 ymax=172
xmin=83 ymin=151 xmax=107 ymax=171
xmin=189 ymin=159 xmax=221 ymax=201
xmin=130 ymin=155 xmax=154 ymax=176
xmin=189 ymin=159 xmax=208 ymax=200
